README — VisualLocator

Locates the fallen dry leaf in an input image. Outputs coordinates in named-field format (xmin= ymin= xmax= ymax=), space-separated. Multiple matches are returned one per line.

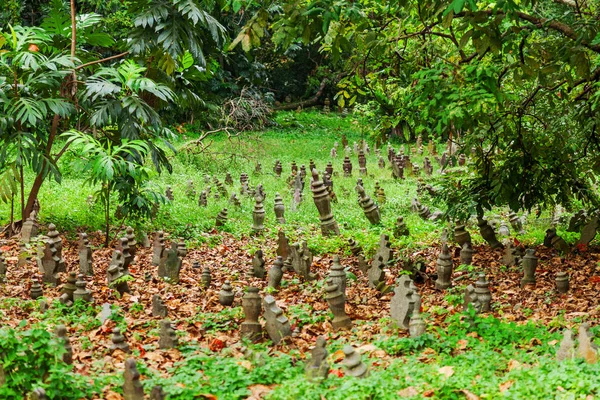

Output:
xmin=397 ymin=386 xmax=419 ymax=397
xmin=246 ymin=384 xmax=275 ymax=400
xmin=499 ymin=380 xmax=514 ymax=393
xmin=460 ymin=389 xmax=479 ymax=400
xmin=438 ymin=365 xmax=454 ymax=379
xmin=507 ymin=359 xmax=522 ymax=371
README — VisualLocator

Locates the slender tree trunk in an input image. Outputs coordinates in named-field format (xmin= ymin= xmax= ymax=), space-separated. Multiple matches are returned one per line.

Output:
xmin=105 ymin=185 xmax=111 ymax=247
xmin=19 ymin=163 xmax=24 ymax=220
xmin=8 ymin=193 xmax=14 ymax=237
xmin=23 ymin=114 xmax=60 ymax=219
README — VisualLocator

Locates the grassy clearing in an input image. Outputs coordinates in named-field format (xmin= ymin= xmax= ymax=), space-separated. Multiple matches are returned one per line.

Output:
xmin=1 ymin=111 xmax=567 ymax=253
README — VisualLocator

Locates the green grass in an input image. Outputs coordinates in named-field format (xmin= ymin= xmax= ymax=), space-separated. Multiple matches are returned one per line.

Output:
xmin=0 ymin=110 xmax=570 ymax=254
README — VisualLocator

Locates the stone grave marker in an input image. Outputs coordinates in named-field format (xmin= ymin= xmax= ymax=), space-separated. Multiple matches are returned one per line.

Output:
xmin=152 ymin=231 xmax=165 ymax=266
xmin=268 ymin=257 xmax=284 ymax=290
xmin=21 ymin=212 xmax=39 ymax=243
xmin=454 ymin=224 xmax=471 ymax=247
xmin=356 ymin=184 xmax=380 ymax=225
xmin=578 ymin=216 xmax=599 ymax=245
xmin=277 ymin=231 xmax=290 ymax=260
xmin=158 ymin=319 xmax=178 ymax=349
xmin=460 ymin=242 xmax=473 ymax=265
xmin=215 ymin=208 xmax=228 ymax=227
xmin=409 ymin=309 xmax=426 ymax=338
xmin=324 ymin=278 xmax=352 ymax=330
xmin=263 ymin=295 xmax=292 ymax=345
xmin=390 ymin=275 xmax=421 ymax=329
xmin=54 ymin=324 xmax=73 ymax=364
xmin=328 ymin=256 xmax=347 ymax=298
xmin=556 ymin=272 xmax=569 ymax=293
xmin=252 ymin=198 xmax=265 ymax=233
xmin=37 ymin=224 xmax=65 ymax=285
xmin=521 ymin=249 xmax=537 ymax=287
xmin=225 ymin=172 xmax=234 ymax=185
xmin=274 ymin=193 xmax=286 ymax=223
xmin=158 ymin=242 xmax=182 ymax=283
xmin=0 ymin=251 xmax=6 ymax=282
xmin=342 ymin=156 xmax=352 ymax=177
xmin=73 ymin=274 xmax=92 ymax=302
xmin=367 ymin=255 xmax=385 ymax=289
xmin=394 ymin=217 xmax=409 ymax=238
xmin=556 ymin=329 xmax=575 ymax=362
xmin=107 ymin=251 xmax=129 ymax=295
xmin=165 ymin=186 xmax=174 ymax=201
xmin=201 ymin=267 xmax=211 ymax=288
xmin=252 ymin=250 xmax=266 ymax=278
xmin=305 ymin=336 xmax=330 ymax=382
xmin=59 ymin=272 xmax=77 ymax=306
xmin=343 ymin=345 xmax=369 ymax=378
xmin=375 ymin=234 xmax=393 ymax=265
xmin=241 ymin=287 xmax=262 ymax=341
xmin=152 ymin=294 xmax=167 ymax=317
xmin=219 ymin=281 xmax=235 ymax=306
xmin=117 ymin=237 xmax=132 ymax=273
xmin=198 ymin=190 xmax=208 ymax=207
xmin=125 ymin=227 xmax=137 ymax=258
xmin=185 ymin=180 xmax=196 ymax=199
xmin=30 ymin=277 xmax=43 ymax=299
xmin=435 ymin=243 xmax=453 ymax=290
xmin=477 ymin=217 xmax=503 ymax=249
xmin=123 ymin=358 xmax=144 ymax=400
xmin=310 ymin=169 xmax=340 ymax=236
xmin=111 ymin=328 xmax=130 ymax=353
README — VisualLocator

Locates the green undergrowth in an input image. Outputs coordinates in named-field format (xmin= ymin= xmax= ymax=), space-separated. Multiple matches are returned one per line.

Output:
xmin=3 ymin=312 xmax=598 ymax=399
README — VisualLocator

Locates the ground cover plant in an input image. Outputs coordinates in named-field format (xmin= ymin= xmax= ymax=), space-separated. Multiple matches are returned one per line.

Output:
xmin=0 ymin=111 xmax=600 ymax=399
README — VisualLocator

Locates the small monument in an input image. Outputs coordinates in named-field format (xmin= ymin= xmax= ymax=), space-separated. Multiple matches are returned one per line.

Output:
xmin=110 ymin=328 xmax=130 ymax=353
xmin=342 ymin=346 xmax=369 ymax=378
xmin=390 ymin=276 xmax=421 ymax=329
xmin=158 ymin=242 xmax=182 ymax=284
xmin=521 ymin=249 xmax=537 ymax=287
xmin=252 ymin=250 xmax=266 ymax=279
xmin=310 ymin=169 xmax=340 ymax=236
xmin=305 ymin=336 xmax=330 ymax=382
xmin=219 ymin=281 xmax=235 ymax=306
xmin=434 ymin=243 xmax=453 ymax=290
xmin=268 ymin=257 xmax=284 ymax=289
xmin=123 ymin=358 xmax=144 ymax=400
xmin=152 ymin=294 xmax=168 ymax=317
xmin=241 ymin=287 xmax=262 ymax=341
xmin=263 ymin=295 xmax=292 ymax=345
xmin=324 ymin=278 xmax=352 ymax=330
xmin=158 ymin=319 xmax=178 ymax=349
xmin=274 ymin=193 xmax=286 ymax=224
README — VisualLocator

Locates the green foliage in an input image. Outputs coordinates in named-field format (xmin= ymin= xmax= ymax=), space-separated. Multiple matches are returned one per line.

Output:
xmin=191 ymin=306 xmax=243 ymax=333
xmin=231 ymin=0 xmax=600 ymax=216
xmin=0 ymin=325 xmax=100 ymax=399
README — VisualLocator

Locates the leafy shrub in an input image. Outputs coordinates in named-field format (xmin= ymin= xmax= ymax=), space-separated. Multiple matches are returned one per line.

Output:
xmin=0 ymin=325 xmax=97 ymax=399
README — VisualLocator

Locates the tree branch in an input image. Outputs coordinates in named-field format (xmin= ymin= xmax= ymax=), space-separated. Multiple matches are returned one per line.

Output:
xmin=458 ymin=9 xmax=600 ymax=54
xmin=74 ymin=51 xmax=130 ymax=70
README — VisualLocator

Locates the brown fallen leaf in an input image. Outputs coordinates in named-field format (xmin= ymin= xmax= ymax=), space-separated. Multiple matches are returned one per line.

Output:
xmin=246 ymin=384 xmax=275 ymax=400
xmin=423 ymin=389 xmax=435 ymax=397
xmin=507 ymin=359 xmax=522 ymax=371
xmin=397 ymin=386 xmax=419 ymax=397
xmin=460 ymin=389 xmax=479 ymax=400
xmin=438 ymin=365 xmax=454 ymax=379
xmin=499 ymin=380 xmax=514 ymax=393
